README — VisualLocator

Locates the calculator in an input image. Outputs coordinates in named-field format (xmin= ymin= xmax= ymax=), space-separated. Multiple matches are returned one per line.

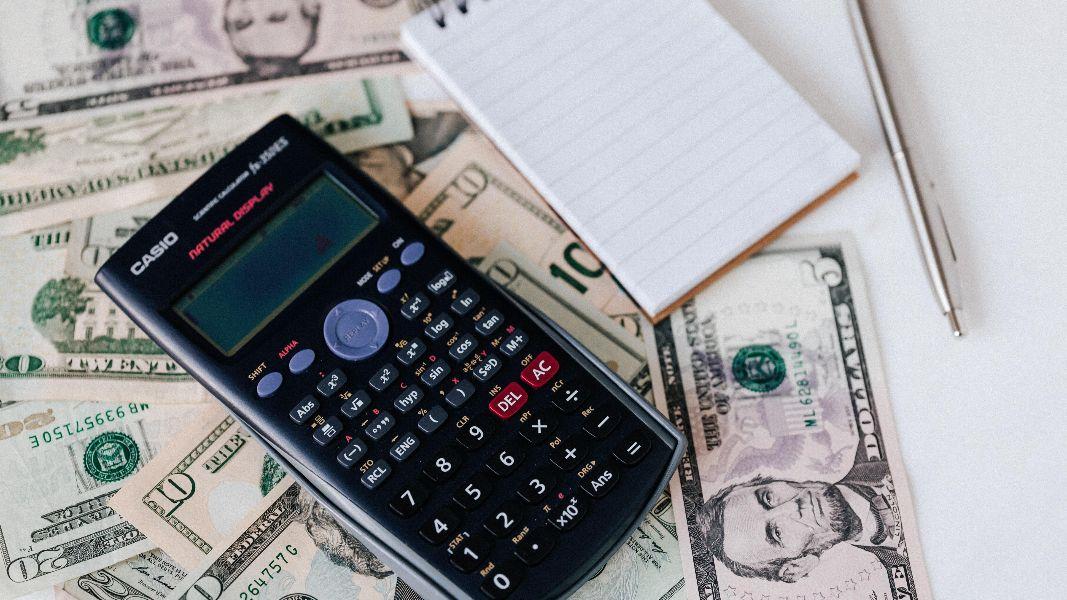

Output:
xmin=96 ymin=116 xmax=684 ymax=600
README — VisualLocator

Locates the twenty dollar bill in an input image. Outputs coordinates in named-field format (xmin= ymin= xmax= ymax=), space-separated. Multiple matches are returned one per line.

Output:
xmin=646 ymin=239 xmax=932 ymax=600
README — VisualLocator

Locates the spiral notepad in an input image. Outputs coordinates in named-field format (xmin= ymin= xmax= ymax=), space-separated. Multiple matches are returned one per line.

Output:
xmin=402 ymin=0 xmax=859 ymax=321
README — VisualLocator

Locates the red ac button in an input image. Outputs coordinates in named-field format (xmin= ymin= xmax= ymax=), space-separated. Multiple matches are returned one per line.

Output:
xmin=490 ymin=382 xmax=528 ymax=420
xmin=520 ymin=351 xmax=559 ymax=389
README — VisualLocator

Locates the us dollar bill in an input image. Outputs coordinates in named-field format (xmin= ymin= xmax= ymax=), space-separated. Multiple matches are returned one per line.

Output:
xmin=0 ymin=0 xmax=428 ymax=124
xmin=401 ymin=133 xmax=644 ymax=338
xmin=571 ymin=491 xmax=685 ymax=600
xmin=349 ymin=100 xmax=468 ymax=200
xmin=61 ymin=550 xmax=188 ymax=600
xmin=169 ymin=482 xmax=418 ymax=600
xmin=0 ymin=216 xmax=204 ymax=402
xmin=479 ymin=242 xmax=651 ymax=398
xmin=645 ymin=239 xmax=932 ymax=600
xmin=0 ymin=400 xmax=203 ymax=596
xmin=110 ymin=405 xmax=288 ymax=570
xmin=0 ymin=77 xmax=414 ymax=235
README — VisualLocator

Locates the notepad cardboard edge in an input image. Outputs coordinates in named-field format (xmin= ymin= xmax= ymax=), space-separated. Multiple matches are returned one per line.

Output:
xmin=644 ymin=170 xmax=859 ymax=322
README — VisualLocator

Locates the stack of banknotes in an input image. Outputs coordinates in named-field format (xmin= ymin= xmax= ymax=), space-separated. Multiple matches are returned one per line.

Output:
xmin=0 ymin=2 xmax=931 ymax=599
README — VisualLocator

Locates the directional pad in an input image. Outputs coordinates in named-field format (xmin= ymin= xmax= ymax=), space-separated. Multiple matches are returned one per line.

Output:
xmin=323 ymin=298 xmax=389 ymax=361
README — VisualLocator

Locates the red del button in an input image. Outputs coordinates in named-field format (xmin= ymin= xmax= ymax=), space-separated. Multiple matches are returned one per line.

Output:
xmin=490 ymin=382 xmax=528 ymax=420
xmin=521 ymin=351 xmax=559 ymax=388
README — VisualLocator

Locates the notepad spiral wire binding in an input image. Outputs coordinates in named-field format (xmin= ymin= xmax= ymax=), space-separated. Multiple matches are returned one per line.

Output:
xmin=424 ymin=0 xmax=484 ymax=27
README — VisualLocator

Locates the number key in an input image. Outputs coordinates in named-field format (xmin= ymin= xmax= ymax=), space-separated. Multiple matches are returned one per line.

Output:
xmin=485 ymin=442 xmax=524 ymax=477
xmin=422 ymin=446 xmax=462 ymax=482
xmin=389 ymin=481 xmax=429 ymax=517
xmin=517 ymin=468 xmax=556 ymax=504
xmin=456 ymin=413 xmax=496 ymax=450
xmin=453 ymin=473 xmax=492 ymax=510
xmin=514 ymin=527 xmax=557 ymax=566
xmin=420 ymin=506 xmax=461 ymax=545
xmin=481 ymin=561 xmax=524 ymax=599
xmin=484 ymin=501 xmax=523 ymax=537
xmin=451 ymin=532 xmax=492 ymax=572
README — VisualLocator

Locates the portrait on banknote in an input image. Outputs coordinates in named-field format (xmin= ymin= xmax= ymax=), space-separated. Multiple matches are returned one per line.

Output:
xmin=292 ymin=490 xmax=395 ymax=580
xmin=695 ymin=460 xmax=907 ymax=584
xmin=222 ymin=0 xmax=322 ymax=79
xmin=648 ymin=242 xmax=931 ymax=600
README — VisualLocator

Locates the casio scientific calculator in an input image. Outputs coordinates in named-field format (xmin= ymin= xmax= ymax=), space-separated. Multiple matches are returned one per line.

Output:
xmin=96 ymin=115 xmax=684 ymax=600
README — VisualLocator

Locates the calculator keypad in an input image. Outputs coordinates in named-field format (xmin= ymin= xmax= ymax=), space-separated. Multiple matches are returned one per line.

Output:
xmin=267 ymin=236 xmax=668 ymax=599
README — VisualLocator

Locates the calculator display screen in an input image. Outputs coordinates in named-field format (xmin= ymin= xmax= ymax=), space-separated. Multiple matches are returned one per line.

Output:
xmin=174 ymin=174 xmax=378 ymax=355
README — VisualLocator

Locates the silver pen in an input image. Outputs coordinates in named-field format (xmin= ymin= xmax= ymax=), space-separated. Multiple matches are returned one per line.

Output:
xmin=846 ymin=0 xmax=965 ymax=336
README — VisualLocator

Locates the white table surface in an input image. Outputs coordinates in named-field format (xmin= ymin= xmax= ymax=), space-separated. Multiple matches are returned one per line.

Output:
xmin=709 ymin=0 xmax=1067 ymax=597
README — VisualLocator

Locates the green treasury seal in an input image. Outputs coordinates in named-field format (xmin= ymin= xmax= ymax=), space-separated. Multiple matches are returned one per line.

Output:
xmin=87 ymin=9 xmax=137 ymax=51
xmin=84 ymin=431 xmax=140 ymax=482
xmin=731 ymin=344 xmax=787 ymax=393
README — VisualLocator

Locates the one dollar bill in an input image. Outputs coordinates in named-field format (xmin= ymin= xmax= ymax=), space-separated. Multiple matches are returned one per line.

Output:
xmin=646 ymin=239 xmax=932 ymax=600
xmin=0 ymin=0 xmax=426 ymax=124
xmin=0 ymin=78 xmax=413 ymax=235
xmin=0 ymin=400 xmax=203 ymax=597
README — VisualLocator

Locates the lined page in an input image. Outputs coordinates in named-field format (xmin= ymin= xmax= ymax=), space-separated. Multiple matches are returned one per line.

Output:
xmin=403 ymin=0 xmax=859 ymax=316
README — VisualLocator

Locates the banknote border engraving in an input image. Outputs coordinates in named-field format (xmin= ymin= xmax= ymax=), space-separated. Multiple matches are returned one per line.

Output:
xmin=2 ymin=53 xmax=409 ymax=123
xmin=139 ymin=417 xmax=242 ymax=558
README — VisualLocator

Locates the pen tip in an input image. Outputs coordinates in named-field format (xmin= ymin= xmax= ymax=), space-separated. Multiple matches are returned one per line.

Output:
xmin=947 ymin=308 xmax=965 ymax=337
